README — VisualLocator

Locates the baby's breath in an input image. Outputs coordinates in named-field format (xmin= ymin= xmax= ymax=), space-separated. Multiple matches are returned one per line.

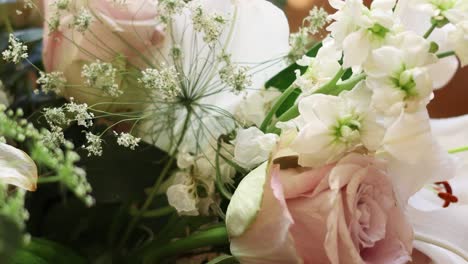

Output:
xmin=37 ymin=71 xmax=66 ymax=95
xmin=114 ymin=132 xmax=141 ymax=150
xmin=2 ymin=34 xmax=28 ymax=64
xmin=82 ymin=61 xmax=122 ymax=97
xmin=65 ymin=99 xmax=94 ymax=127
xmin=54 ymin=0 xmax=70 ymax=10
xmin=191 ymin=5 xmax=227 ymax=43
xmin=83 ymin=132 xmax=103 ymax=157
xmin=139 ymin=66 xmax=181 ymax=101
xmin=157 ymin=0 xmax=186 ymax=23
xmin=73 ymin=8 xmax=93 ymax=32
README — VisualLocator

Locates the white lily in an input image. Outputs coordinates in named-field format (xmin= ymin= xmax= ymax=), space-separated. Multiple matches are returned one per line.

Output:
xmin=405 ymin=114 xmax=468 ymax=263
xmin=0 ymin=143 xmax=38 ymax=191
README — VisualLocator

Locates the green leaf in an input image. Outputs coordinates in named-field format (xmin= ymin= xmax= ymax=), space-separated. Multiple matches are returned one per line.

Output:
xmin=206 ymin=255 xmax=239 ymax=264
xmin=11 ymin=238 xmax=87 ymax=264
xmin=264 ymin=42 xmax=322 ymax=91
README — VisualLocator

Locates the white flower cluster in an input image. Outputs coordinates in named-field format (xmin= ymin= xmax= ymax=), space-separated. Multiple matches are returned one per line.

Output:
xmin=219 ymin=55 xmax=252 ymax=94
xmin=83 ymin=132 xmax=103 ymax=157
xmin=234 ymin=0 xmax=468 ymax=172
xmin=2 ymin=34 xmax=28 ymax=64
xmin=114 ymin=132 xmax=141 ymax=150
xmin=191 ymin=5 xmax=227 ymax=43
xmin=37 ymin=71 xmax=66 ymax=95
xmin=157 ymin=0 xmax=186 ymax=23
xmin=73 ymin=8 xmax=93 ymax=32
xmin=139 ymin=66 xmax=181 ymax=101
xmin=65 ymin=99 xmax=94 ymax=128
xmin=289 ymin=7 xmax=329 ymax=61
xmin=82 ymin=61 xmax=122 ymax=97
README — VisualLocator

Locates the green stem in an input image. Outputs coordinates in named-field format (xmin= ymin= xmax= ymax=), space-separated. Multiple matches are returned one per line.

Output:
xmin=141 ymin=226 xmax=229 ymax=264
xmin=38 ymin=176 xmax=62 ymax=184
xmin=449 ymin=146 xmax=468 ymax=154
xmin=437 ymin=50 xmax=456 ymax=59
xmin=424 ymin=23 xmax=437 ymax=39
xmin=268 ymin=71 xmax=364 ymax=132
xmin=139 ymin=207 xmax=175 ymax=218
xmin=215 ymin=138 xmax=233 ymax=200
xmin=260 ymin=84 xmax=298 ymax=132
xmin=118 ymin=109 xmax=192 ymax=249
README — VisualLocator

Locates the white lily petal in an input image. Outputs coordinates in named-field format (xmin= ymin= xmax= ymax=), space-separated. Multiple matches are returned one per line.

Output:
xmin=0 ymin=143 xmax=38 ymax=191
xmin=413 ymin=241 xmax=467 ymax=264
xmin=408 ymin=205 xmax=468 ymax=263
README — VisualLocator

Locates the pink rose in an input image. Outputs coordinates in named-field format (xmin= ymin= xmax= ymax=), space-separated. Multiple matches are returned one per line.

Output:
xmin=42 ymin=0 xmax=164 ymax=111
xmin=226 ymin=153 xmax=413 ymax=264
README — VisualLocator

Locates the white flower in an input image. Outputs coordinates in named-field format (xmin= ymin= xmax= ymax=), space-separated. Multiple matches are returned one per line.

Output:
xmin=449 ymin=21 xmax=468 ymax=67
xmin=364 ymin=31 xmax=436 ymax=115
xmin=395 ymin=0 xmax=460 ymax=88
xmin=2 ymin=34 xmax=28 ymax=64
xmin=233 ymin=127 xmax=279 ymax=170
xmin=114 ymin=132 xmax=140 ymax=150
xmin=0 ymin=143 xmax=38 ymax=191
xmin=73 ymin=8 xmax=93 ymax=32
xmin=83 ymin=132 xmax=103 ymax=156
xmin=328 ymin=0 xmax=397 ymax=68
xmin=294 ymin=37 xmax=342 ymax=94
xmin=166 ymin=172 xmax=199 ymax=216
xmin=82 ymin=61 xmax=122 ymax=97
xmin=235 ymin=88 xmax=281 ymax=127
xmin=409 ymin=0 xmax=468 ymax=24
xmin=139 ymin=66 xmax=181 ymax=101
xmin=291 ymin=84 xmax=384 ymax=167
xmin=37 ymin=71 xmax=67 ymax=95
xmin=138 ymin=0 xmax=290 ymax=154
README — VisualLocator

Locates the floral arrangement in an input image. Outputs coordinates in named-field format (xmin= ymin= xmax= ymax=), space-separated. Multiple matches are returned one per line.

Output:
xmin=0 ymin=0 xmax=468 ymax=263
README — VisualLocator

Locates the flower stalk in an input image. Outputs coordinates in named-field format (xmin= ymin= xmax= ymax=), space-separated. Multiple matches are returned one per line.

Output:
xmin=141 ymin=225 xmax=229 ymax=264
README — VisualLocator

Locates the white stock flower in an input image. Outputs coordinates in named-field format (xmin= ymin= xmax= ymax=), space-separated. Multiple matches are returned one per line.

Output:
xmin=167 ymin=171 xmax=199 ymax=216
xmin=0 ymin=143 xmax=38 ymax=191
xmin=235 ymin=88 xmax=281 ymax=127
xmin=294 ymin=37 xmax=342 ymax=94
xmin=233 ymin=127 xmax=278 ymax=170
xmin=409 ymin=0 xmax=468 ymax=24
xmin=364 ymin=32 xmax=436 ymax=115
xmin=291 ymin=84 xmax=384 ymax=167
xmin=328 ymin=0 xmax=397 ymax=68
xmin=395 ymin=0 xmax=460 ymax=88
xmin=449 ymin=21 xmax=468 ymax=66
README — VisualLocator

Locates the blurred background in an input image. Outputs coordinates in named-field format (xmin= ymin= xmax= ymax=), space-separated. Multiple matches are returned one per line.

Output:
xmin=282 ymin=0 xmax=468 ymax=118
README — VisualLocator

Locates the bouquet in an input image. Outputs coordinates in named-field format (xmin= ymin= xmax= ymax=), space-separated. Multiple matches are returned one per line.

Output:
xmin=0 ymin=0 xmax=468 ymax=263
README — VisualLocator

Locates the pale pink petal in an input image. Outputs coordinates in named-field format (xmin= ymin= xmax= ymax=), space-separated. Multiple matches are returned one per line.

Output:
xmin=228 ymin=164 xmax=301 ymax=264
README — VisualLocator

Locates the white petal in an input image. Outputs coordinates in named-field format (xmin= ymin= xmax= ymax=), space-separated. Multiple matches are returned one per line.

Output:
xmin=343 ymin=30 xmax=371 ymax=68
xmin=408 ymin=206 xmax=468 ymax=263
xmin=0 ymin=143 xmax=37 ymax=191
